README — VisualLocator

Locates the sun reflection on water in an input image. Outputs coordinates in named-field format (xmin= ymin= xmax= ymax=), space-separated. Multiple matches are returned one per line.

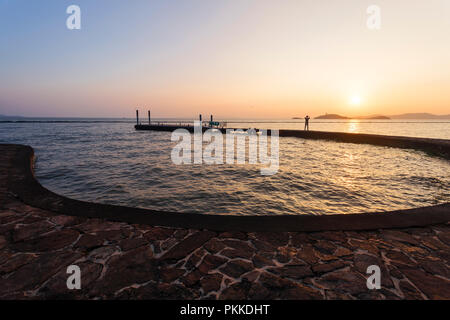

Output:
xmin=347 ymin=120 xmax=360 ymax=133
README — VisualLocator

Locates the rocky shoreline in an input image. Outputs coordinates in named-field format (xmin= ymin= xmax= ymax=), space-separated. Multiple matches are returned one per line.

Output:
xmin=0 ymin=144 xmax=449 ymax=299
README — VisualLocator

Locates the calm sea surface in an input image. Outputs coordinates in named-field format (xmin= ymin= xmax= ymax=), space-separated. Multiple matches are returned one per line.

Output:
xmin=1 ymin=119 xmax=449 ymax=216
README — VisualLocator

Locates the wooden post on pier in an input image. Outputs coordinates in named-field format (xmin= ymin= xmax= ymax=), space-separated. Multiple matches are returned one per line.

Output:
xmin=148 ymin=110 xmax=151 ymax=125
xmin=136 ymin=110 xmax=139 ymax=125
xmin=210 ymin=115 xmax=213 ymax=127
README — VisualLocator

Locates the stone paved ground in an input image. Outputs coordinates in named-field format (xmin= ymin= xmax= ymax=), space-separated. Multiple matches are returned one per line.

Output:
xmin=1 ymin=197 xmax=449 ymax=300
xmin=0 ymin=145 xmax=449 ymax=300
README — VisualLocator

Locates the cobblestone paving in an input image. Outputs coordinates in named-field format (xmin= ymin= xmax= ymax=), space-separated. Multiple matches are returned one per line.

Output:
xmin=1 ymin=198 xmax=449 ymax=300
xmin=0 ymin=145 xmax=449 ymax=299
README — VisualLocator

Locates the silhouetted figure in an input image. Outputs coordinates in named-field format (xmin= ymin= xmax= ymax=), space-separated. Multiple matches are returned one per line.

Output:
xmin=304 ymin=115 xmax=310 ymax=131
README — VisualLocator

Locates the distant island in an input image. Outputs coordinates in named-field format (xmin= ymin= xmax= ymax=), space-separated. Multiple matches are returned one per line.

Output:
xmin=389 ymin=113 xmax=450 ymax=120
xmin=291 ymin=113 xmax=450 ymax=120
xmin=310 ymin=114 xmax=391 ymax=120
xmin=0 ymin=114 xmax=24 ymax=119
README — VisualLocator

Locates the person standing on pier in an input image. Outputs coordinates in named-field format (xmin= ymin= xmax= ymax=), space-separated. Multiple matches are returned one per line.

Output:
xmin=304 ymin=115 xmax=310 ymax=131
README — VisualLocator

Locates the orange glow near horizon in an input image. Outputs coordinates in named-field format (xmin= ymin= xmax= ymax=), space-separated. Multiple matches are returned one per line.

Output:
xmin=1 ymin=1 xmax=449 ymax=118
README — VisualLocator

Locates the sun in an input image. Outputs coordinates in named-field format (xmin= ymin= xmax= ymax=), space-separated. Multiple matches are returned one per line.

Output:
xmin=349 ymin=95 xmax=361 ymax=106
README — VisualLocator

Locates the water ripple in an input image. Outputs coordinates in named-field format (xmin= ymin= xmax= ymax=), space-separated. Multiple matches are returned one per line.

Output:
xmin=1 ymin=122 xmax=449 ymax=216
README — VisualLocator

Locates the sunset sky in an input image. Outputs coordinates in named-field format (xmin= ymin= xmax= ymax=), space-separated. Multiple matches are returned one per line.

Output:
xmin=1 ymin=0 xmax=449 ymax=118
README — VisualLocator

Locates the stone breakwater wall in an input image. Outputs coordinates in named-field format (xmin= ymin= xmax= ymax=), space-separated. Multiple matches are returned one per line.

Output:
xmin=135 ymin=126 xmax=450 ymax=160
xmin=0 ymin=142 xmax=449 ymax=299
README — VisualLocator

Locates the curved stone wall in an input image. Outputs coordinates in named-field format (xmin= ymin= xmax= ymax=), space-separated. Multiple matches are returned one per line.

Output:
xmin=1 ymin=142 xmax=449 ymax=300
xmin=3 ymin=132 xmax=449 ymax=232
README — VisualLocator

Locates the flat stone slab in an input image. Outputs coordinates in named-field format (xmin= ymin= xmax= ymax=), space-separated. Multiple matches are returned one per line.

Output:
xmin=1 ymin=193 xmax=449 ymax=299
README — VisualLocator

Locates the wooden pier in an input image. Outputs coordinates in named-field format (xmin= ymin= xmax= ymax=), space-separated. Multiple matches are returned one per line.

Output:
xmin=135 ymin=123 xmax=228 ymax=133
xmin=134 ymin=110 xmax=227 ymax=133
xmin=133 ymin=109 xmax=450 ymax=159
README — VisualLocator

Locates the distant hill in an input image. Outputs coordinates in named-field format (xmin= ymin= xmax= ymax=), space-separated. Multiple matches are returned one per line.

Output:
xmin=0 ymin=114 xmax=24 ymax=119
xmin=312 ymin=114 xmax=390 ymax=120
xmin=314 ymin=114 xmax=349 ymax=119
xmin=389 ymin=113 xmax=450 ymax=119
xmin=358 ymin=115 xmax=390 ymax=120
